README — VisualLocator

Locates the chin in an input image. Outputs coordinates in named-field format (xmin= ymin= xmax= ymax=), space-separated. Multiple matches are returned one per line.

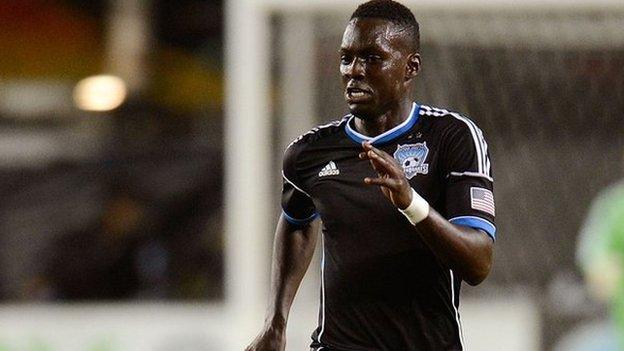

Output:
xmin=348 ymin=103 xmax=378 ymax=121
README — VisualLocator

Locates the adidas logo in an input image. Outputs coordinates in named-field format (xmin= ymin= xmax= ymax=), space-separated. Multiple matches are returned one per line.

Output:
xmin=319 ymin=161 xmax=340 ymax=177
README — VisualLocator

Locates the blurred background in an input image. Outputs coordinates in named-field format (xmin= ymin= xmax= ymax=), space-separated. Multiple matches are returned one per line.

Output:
xmin=0 ymin=0 xmax=623 ymax=350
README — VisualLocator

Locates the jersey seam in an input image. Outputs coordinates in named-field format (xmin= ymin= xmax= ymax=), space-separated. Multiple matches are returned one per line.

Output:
xmin=286 ymin=117 xmax=349 ymax=197
xmin=421 ymin=106 xmax=490 ymax=178
xmin=446 ymin=171 xmax=494 ymax=182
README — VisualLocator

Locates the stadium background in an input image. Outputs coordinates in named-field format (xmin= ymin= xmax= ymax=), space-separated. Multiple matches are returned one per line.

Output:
xmin=0 ymin=0 xmax=622 ymax=350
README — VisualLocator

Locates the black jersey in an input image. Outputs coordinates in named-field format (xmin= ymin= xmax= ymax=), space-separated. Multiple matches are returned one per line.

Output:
xmin=281 ymin=102 xmax=495 ymax=351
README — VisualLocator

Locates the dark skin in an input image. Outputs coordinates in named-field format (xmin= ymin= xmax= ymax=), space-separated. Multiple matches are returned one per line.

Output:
xmin=246 ymin=18 xmax=493 ymax=351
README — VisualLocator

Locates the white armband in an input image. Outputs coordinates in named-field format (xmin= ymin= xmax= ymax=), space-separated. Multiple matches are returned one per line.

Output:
xmin=398 ymin=188 xmax=429 ymax=225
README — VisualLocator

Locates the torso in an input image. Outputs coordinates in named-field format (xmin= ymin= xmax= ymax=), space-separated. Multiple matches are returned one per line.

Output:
xmin=285 ymin=102 xmax=492 ymax=350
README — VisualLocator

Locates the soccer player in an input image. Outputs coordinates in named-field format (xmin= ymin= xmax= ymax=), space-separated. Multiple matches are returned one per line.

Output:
xmin=245 ymin=0 xmax=495 ymax=350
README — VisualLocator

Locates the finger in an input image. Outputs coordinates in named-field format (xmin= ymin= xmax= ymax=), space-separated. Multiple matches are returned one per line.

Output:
xmin=368 ymin=157 xmax=382 ymax=173
xmin=361 ymin=152 xmax=388 ymax=170
xmin=367 ymin=151 xmax=393 ymax=175
xmin=367 ymin=150 xmax=401 ymax=177
xmin=367 ymin=143 xmax=399 ymax=165
xmin=360 ymin=149 xmax=388 ymax=175
xmin=363 ymin=141 xmax=384 ymax=154
xmin=362 ymin=142 xmax=394 ymax=162
xmin=364 ymin=176 xmax=401 ymax=190
xmin=362 ymin=143 xmax=402 ymax=170
xmin=367 ymin=153 xmax=396 ymax=179
xmin=362 ymin=143 xmax=405 ymax=178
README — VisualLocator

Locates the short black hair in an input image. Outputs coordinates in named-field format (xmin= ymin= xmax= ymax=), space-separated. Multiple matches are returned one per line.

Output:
xmin=350 ymin=0 xmax=420 ymax=52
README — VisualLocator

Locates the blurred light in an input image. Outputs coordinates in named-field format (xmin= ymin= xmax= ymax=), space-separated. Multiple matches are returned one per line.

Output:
xmin=73 ymin=75 xmax=127 ymax=112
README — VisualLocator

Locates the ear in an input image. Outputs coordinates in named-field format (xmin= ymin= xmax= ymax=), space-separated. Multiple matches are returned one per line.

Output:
xmin=405 ymin=53 xmax=421 ymax=82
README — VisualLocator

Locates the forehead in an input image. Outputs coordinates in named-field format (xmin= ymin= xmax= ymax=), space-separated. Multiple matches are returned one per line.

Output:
xmin=341 ymin=18 xmax=406 ymax=52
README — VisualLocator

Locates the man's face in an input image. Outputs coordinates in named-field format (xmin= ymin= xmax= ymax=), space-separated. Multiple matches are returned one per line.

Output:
xmin=340 ymin=18 xmax=415 ymax=120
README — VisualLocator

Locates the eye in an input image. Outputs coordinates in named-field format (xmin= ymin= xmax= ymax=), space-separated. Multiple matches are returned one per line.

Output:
xmin=366 ymin=54 xmax=382 ymax=63
xmin=340 ymin=54 xmax=352 ymax=65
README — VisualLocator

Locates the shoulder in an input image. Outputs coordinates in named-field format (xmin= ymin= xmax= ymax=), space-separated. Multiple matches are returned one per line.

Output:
xmin=283 ymin=115 xmax=349 ymax=171
xmin=284 ymin=116 xmax=349 ymax=157
xmin=419 ymin=103 xmax=492 ymax=176
xmin=418 ymin=103 xmax=485 ymax=137
xmin=286 ymin=116 xmax=349 ymax=149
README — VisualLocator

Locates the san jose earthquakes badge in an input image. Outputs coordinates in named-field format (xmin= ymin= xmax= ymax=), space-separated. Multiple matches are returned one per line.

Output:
xmin=394 ymin=142 xmax=429 ymax=179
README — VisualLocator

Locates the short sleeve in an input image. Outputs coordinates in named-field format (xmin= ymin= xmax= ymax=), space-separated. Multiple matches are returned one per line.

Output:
xmin=281 ymin=143 xmax=318 ymax=226
xmin=442 ymin=120 xmax=496 ymax=240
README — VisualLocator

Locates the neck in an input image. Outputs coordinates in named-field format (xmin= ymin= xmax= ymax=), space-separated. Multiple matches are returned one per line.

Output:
xmin=354 ymin=100 xmax=414 ymax=137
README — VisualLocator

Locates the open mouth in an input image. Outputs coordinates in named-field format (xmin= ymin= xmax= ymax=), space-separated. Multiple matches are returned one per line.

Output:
xmin=346 ymin=87 xmax=372 ymax=102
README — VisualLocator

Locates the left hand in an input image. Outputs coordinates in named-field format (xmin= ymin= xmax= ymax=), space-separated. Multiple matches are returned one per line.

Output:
xmin=359 ymin=142 xmax=413 ymax=209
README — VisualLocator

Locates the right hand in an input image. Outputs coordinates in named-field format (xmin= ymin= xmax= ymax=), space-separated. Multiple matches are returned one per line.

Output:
xmin=244 ymin=323 xmax=287 ymax=351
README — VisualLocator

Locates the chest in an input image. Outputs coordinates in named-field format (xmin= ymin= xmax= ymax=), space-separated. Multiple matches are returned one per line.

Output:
xmin=299 ymin=134 xmax=446 ymax=215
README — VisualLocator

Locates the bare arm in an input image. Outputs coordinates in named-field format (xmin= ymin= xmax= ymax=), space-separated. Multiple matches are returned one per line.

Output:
xmin=360 ymin=142 xmax=493 ymax=286
xmin=414 ymin=209 xmax=492 ymax=285
xmin=245 ymin=215 xmax=320 ymax=351
xmin=267 ymin=215 xmax=320 ymax=324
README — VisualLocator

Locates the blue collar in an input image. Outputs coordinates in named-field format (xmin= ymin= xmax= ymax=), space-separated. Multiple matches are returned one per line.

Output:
xmin=344 ymin=102 xmax=420 ymax=146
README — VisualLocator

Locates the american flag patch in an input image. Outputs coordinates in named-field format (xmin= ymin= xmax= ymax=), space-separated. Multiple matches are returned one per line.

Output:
xmin=471 ymin=187 xmax=495 ymax=216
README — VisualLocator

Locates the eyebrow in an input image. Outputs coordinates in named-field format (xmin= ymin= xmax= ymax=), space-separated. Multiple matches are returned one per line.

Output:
xmin=339 ymin=45 xmax=380 ymax=53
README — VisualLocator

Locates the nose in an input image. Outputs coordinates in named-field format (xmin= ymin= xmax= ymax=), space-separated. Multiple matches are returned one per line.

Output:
xmin=343 ymin=57 xmax=365 ymax=79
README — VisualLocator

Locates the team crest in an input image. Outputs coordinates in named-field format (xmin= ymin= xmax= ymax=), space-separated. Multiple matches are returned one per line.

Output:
xmin=393 ymin=143 xmax=429 ymax=179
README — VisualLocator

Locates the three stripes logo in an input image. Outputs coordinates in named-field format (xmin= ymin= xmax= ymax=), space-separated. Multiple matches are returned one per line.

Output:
xmin=319 ymin=161 xmax=340 ymax=177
